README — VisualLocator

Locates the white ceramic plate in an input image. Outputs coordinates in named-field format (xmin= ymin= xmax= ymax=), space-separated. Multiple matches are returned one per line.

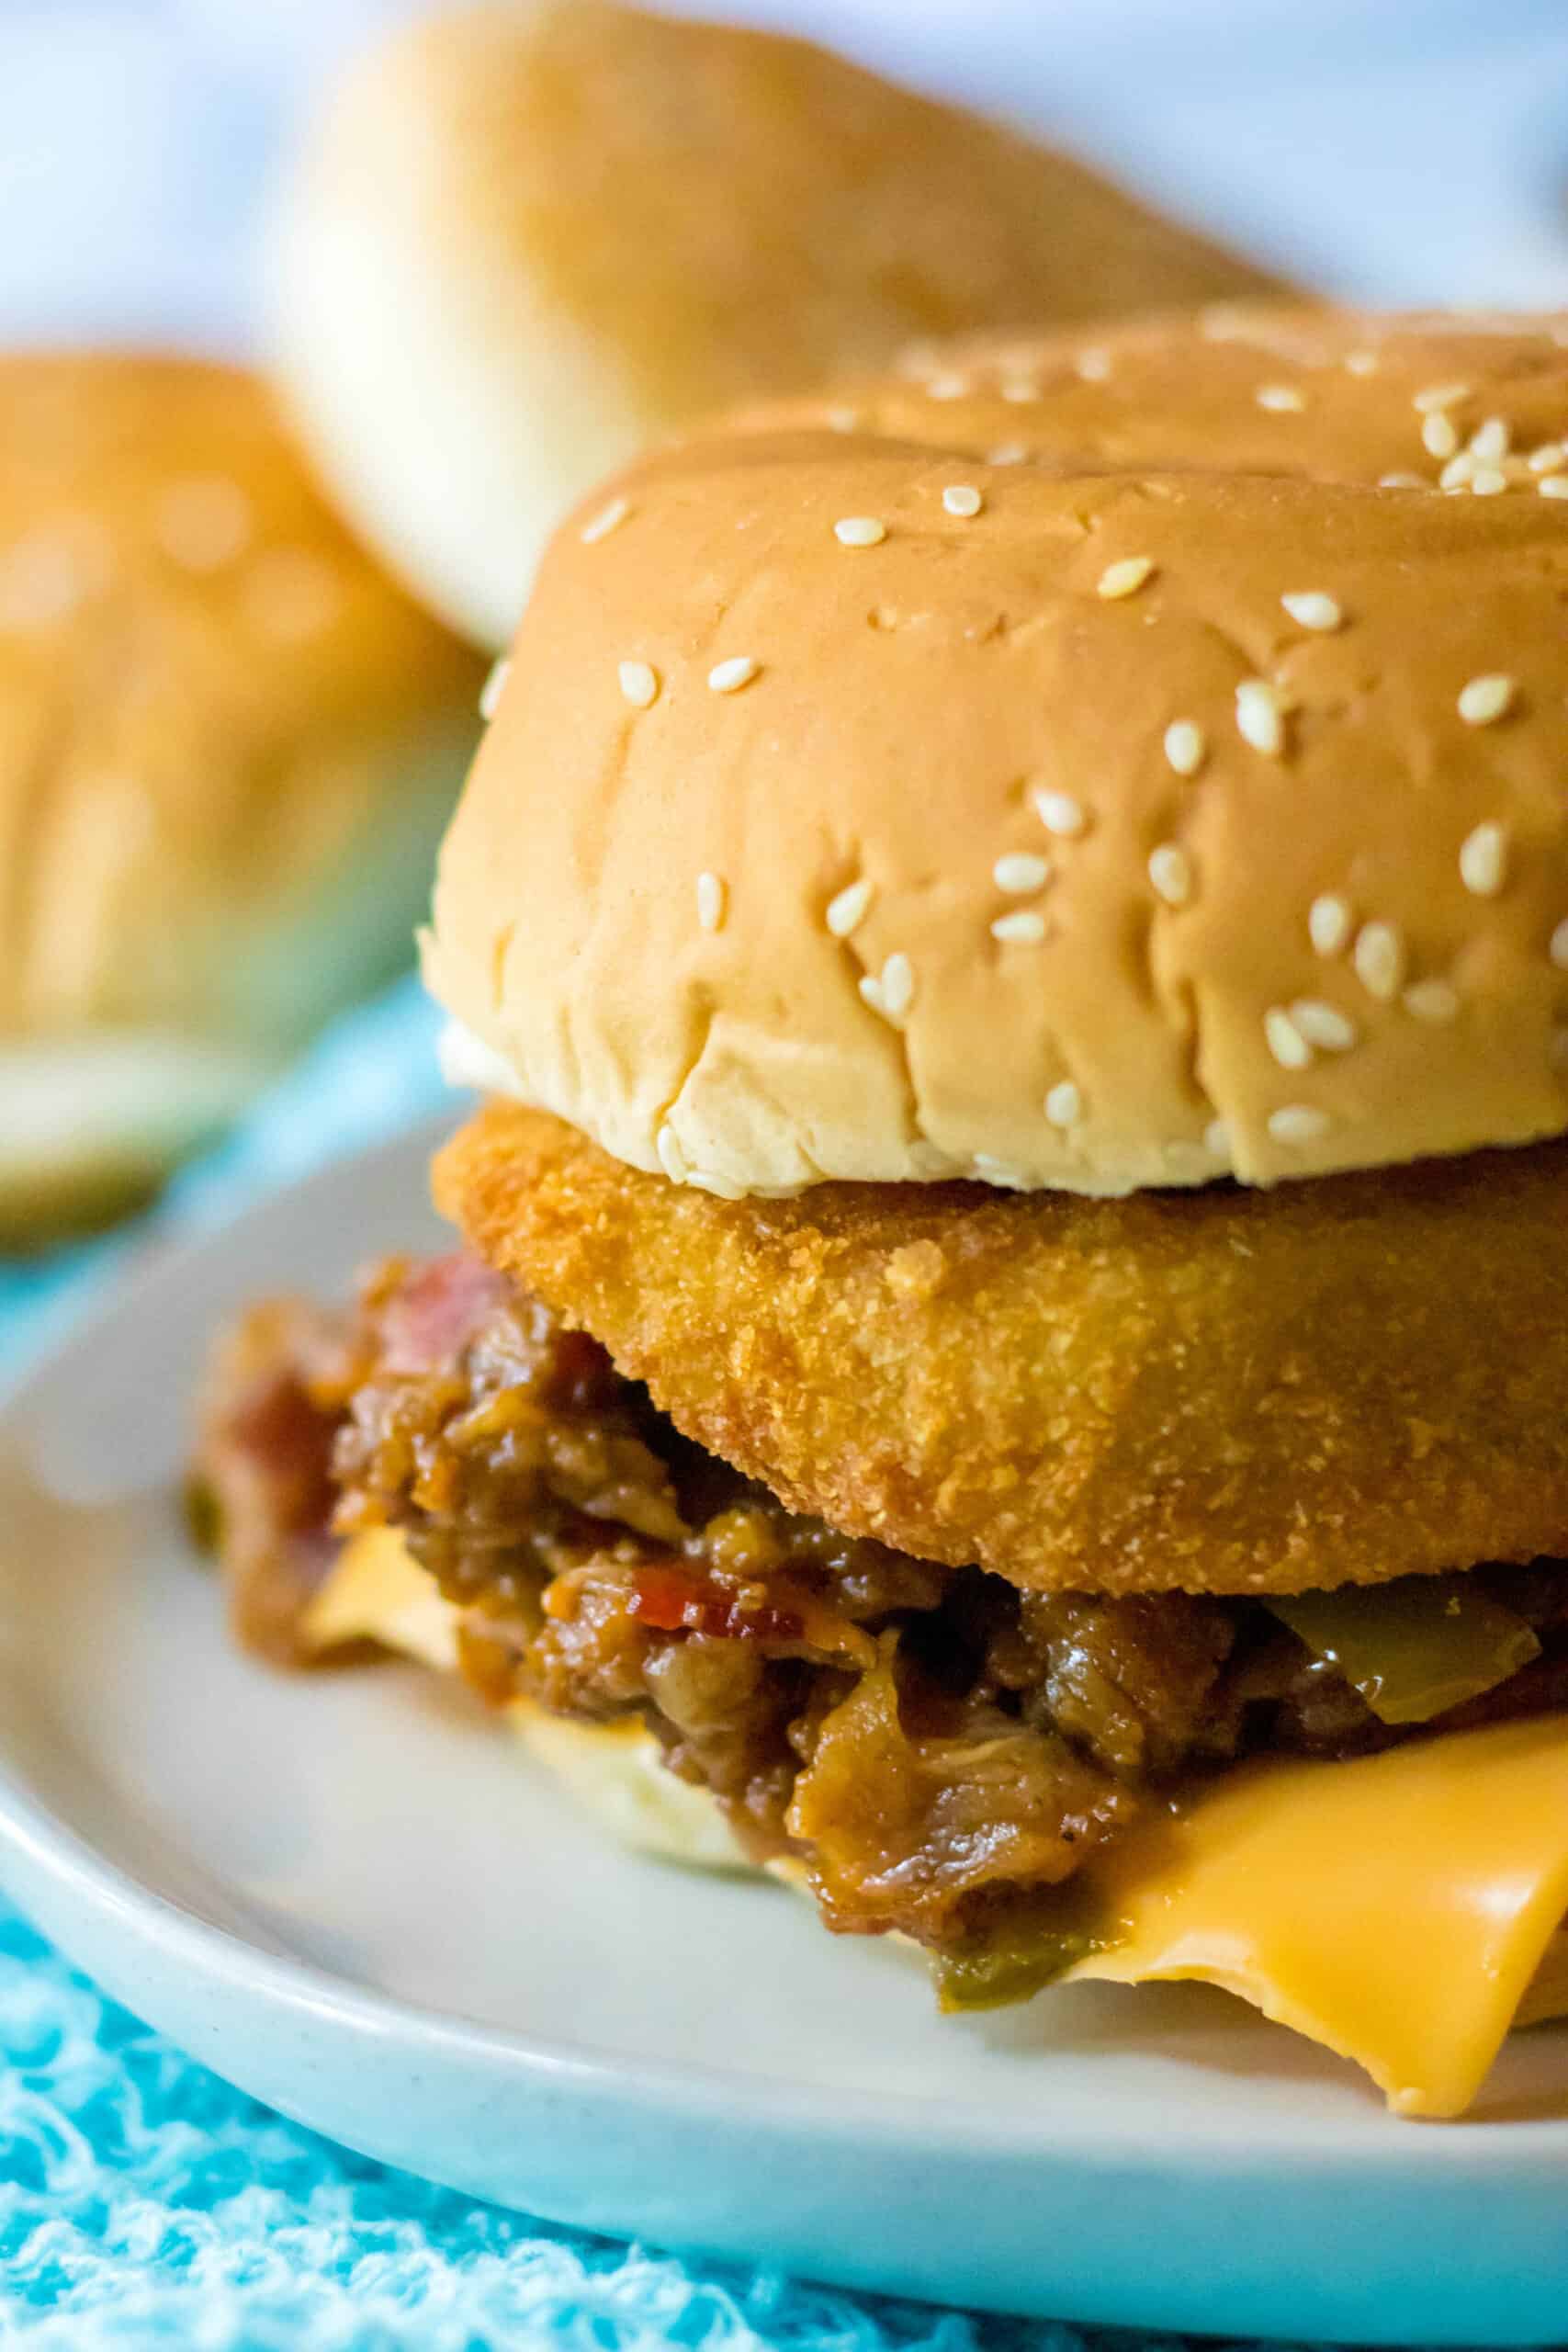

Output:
xmin=2 ymin=1125 xmax=1567 ymax=2343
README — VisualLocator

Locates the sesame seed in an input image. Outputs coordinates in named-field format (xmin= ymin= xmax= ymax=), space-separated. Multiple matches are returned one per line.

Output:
xmin=1470 ymin=466 xmax=1508 ymax=497
xmin=1097 ymin=555 xmax=1156 ymax=600
xmin=479 ymin=656 xmax=511 ymax=719
xmin=942 ymin=484 xmax=983 ymax=518
xmin=1457 ymin=673 xmax=1515 ymax=725
xmin=994 ymin=852 xmax=1050 ymax=895
xmin=1235 ymin=677 xmax=1285 ymax=756
xmin=858 ymin=975 xmax=886 ymax=1016
xmin=1459 ymin=820 xmax=1509 ymax=897
xmin=1414 ymin=382 xmax=1472 ymax=413
xmin=926 ymin=374 xmax=969 ymax=401
xmin=987 ymin=443 xmax=1030 ymax=465
xmin=1539 ymin=475 xmax=1568 ymax=500
xmin=1353 ymin=920 xmax=1406 ymax=1001
xmin=834 ymin=515 xmax=886 ymax=548
xmin=1268 ymin=1104 xmax=1330 ymax=1146
xmin=1345 ymin=349 xmax=1379 ymax=376
xmin=1550 ymin=917 xmax=1568 ymax=970
xmin=1470 ymin=416 xmax=1510 ymax=460
xmin=881 ymin=952 xmax=915 ymax=1019
xmin=1204 ymin=1118 xmax=1232 ymax=1159
xmin=708 ymin=655 xmax=759 ymax=694
xmin=1309 ymin=893 xmax=1353 ymax=956
xmin=1000 ymin=378 xmax=1041 ymax=403
xmin=1403 ymin=978 xmax=1460 ymax=1024
xmin=1148 ymin=843 xmax=1192 ymax=907
xmin=580 ymin=495 xmax=630 ymax=545
xmin=990 ymin=910 xmax=1047 ymax=944
xmin=825 ymin=877 xmax=874 ymax=937
xmin=1077 ymin=348 xmax=1111 ymax=382
xmin=1265 ymin=1007 xmax=1314 ymax=1069
xmin=1164 ymin=718 xmax=1206 ymax=776
xmin=1529 ymin=443 xmax=1565 ymax=473
xmin=1379 ymin=471 xmax=1427 ymax=490
xmin=1045 ymin=1080 xmax=1082 ymax=1127
xmin=1257 ymin=384 xmax=1306 ymax=412
xmin=1280 ymin=590 xmax=1342 ymax=631
xmin=1032 ymin=787 xmax=1089 ymax=838
xmin=1440 ymin=453 xmax=1476 ymax=490
xmin=656 ymin=1124 xmax=688 ymax=1184
xmin=826 ymin=405 xmax=860 ymax=433
xmin=1422 ymin=413 xmax=1461 ymax=460
xmin=695 ymin=871 xmax=726 ymax=932
xmin=618 ymin=659 xmax=660 ymax=707
xmin=1291 ymin=998 xmax=1359 ymax=1052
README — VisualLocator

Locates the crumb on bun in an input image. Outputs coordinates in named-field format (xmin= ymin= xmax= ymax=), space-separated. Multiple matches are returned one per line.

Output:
xmin=425 ymin=309 xmax=1568 ymax=1198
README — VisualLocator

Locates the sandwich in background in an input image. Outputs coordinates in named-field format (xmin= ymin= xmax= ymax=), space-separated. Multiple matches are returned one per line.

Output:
xmin=269 ymin=0 xmax=1289 ymax=648
xmin=0 ymin=355 xmax=486 ymax=1247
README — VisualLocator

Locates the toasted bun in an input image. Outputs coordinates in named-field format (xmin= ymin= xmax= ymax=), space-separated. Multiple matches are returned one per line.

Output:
xmin=268 ymin=0 xmax=1285 ymax=650
xmin=425 ymin=308 xmax=1568 ymax=1199
xmin=0 ymin=354 xmax=484 ymax=1245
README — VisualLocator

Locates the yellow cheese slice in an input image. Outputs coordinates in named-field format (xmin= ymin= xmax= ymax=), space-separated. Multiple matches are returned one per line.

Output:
xmin=304 ymin=1530 xmax=1568 ymax=2114
xmin=1065 ymin=1719 xmax=1568 ymax=2117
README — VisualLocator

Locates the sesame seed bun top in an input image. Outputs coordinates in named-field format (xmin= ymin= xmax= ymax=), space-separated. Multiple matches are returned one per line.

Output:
xmin=423 ymin=307 xmax=1568 ymax=1199
xmin=268 ymin=0 xmax=1284 ymax=650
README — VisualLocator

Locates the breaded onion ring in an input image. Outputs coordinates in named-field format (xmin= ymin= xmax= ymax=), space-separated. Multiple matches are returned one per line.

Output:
xmin=435 ymin=1103 xmax=1568 ymax=1598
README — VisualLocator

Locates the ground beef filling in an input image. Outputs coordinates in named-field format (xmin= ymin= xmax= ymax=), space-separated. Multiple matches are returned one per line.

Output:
xmin=194 ymin=1252 xmax=1568 ymax=1968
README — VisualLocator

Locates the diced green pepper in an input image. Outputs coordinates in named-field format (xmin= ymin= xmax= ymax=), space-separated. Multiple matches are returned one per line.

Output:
xmin=1269 ymin=1574 xmax=1540 ymax=1726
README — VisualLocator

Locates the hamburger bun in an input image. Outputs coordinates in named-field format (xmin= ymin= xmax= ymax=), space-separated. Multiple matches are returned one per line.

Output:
xmin=423 ymin=309 xmax=1568 ymax=1199
xmin=268 ymin=0 xmax=1286 ymax=650
xmin=0 ymin=354 xmax=485 ymax=1246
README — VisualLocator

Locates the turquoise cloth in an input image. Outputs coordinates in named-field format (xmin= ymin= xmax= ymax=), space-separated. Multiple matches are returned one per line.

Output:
xmin=0 ymin=978 xmax=1265 ymax=2347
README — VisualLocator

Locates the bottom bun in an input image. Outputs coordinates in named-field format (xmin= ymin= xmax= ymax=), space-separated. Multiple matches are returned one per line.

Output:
xmin=300 ymin=1528 xmax=1568 ymax=2116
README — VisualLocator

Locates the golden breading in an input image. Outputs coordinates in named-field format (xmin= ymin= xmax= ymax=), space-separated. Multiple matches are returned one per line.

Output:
xmin=434 ymin=1104 xmax=1568 ymax=1599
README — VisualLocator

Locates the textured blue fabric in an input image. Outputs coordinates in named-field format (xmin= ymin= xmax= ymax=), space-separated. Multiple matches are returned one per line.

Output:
xmin=0 ymin=978 xmax=1285 ymax=2347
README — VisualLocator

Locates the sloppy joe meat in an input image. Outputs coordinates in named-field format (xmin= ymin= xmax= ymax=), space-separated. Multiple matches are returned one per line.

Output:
xmin=191 ymin=1252 xmax=1568 ymax=1967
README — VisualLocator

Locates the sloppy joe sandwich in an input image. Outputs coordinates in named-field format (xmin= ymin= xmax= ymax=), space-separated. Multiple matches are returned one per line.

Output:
xmin=270 ymin=0 xmax=1285 ymax=648
xmin=0 ymin=354 xmax=484 ymax=1244
xmin=197 ymin=309 xmax=1568 ymax=2117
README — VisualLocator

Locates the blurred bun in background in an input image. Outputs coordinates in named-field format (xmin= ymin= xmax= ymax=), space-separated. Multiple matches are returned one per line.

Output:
xmin=0 ymin=354 xmax=485 ymax=1246
xmin=270 ymin=0 xmax=1287 ymax=649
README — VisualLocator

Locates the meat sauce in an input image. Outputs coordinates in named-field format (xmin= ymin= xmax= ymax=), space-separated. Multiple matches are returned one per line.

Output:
xmin=193 ymin=1251 xmax=1568 ymax=1969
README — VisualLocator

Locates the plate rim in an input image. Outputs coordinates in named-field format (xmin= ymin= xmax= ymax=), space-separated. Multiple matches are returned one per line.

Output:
xmin=3 ymin=1117 xmax=1568 ymax=2198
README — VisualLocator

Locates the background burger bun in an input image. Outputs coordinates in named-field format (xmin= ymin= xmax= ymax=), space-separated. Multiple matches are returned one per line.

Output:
xmin=0 ymin=354 xmax=484 ymax=1247
xmin=268 ymin=0 xmax=1285 ymax=650
xmin=426 ymin=308 xmax=1568 ymax=1199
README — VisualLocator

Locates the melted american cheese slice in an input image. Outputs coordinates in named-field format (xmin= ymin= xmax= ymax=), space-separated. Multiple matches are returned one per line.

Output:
xmin=1065 ymin=1718 xmax=1568 ymax=2117
xmin=305 ymin=1531 xmax=1568 ymax=2115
